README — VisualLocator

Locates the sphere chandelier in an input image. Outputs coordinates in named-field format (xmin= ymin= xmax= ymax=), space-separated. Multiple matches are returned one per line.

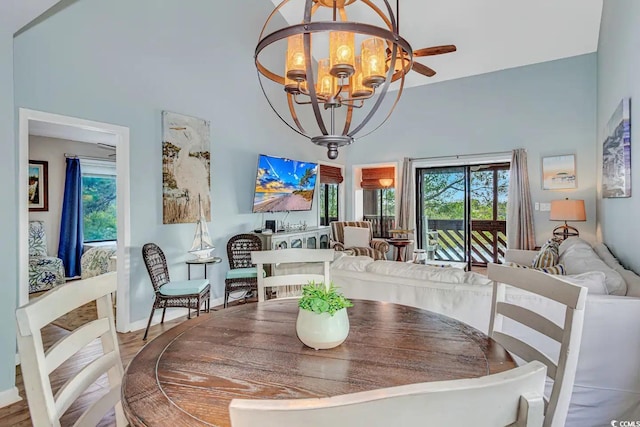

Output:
xmin=255 ymin=0 xmax=413 ymax=159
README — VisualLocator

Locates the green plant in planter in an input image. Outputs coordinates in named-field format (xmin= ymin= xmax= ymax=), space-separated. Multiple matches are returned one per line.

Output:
xmin=298 ymin=281 xmax=353 ymax=316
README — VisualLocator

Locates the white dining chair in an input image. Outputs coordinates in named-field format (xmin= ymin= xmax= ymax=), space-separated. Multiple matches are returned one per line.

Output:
xmin=251 ymin=249 xmax=333 ymax=302
xmin=15 ymin=272 xmax=126 ymax=427
xmin=229 ymin=360 xmax=547 ymax=427
xmin=488 ymin=263 xmax=587 ymax=427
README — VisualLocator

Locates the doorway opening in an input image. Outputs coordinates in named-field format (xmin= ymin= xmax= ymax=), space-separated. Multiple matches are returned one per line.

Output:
xmin=18 ymin=109 xmax=131 ymax=332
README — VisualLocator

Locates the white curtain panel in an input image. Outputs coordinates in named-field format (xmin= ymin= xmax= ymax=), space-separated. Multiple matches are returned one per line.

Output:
xmin=398 ymin=157 xmax=415 ymax=254
xmin=507 ymin=149 xmax=536 ymax=250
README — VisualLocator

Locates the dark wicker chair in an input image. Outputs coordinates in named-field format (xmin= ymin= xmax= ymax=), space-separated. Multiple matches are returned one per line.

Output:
xmin=224 ymin=234 xmax=262 ymax=308
xmin=141 ymin=243 xmax=211 ymax=340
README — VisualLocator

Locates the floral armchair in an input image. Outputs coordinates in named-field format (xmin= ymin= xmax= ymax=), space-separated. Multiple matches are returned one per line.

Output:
xmin=29 ymin=221 xmax=65 ymax=293
xmin=81 ymin=245 xmax=117 ymax=279
xmin=329 ymin=221 xmax=390 ymax=260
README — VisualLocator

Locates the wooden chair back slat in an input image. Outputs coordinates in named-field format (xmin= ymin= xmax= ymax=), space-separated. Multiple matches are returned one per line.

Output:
xmin=229 ymin=361 xmax=547 ymax=427
xmin=54 ymin=352 xmax=120 ymax=417
xmin=497 ymin=302 xmax=564 ymax=343
xmin=72 ymin=384 xmax=123 ymax=427
xmin=45 ymin=317 xmax=110 ymax=374
xmin=492 ymin=331 xmax=558 ymax=379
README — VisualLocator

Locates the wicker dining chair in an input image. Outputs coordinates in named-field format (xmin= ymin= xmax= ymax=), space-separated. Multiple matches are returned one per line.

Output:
xmin=225 ymin=234 xmax=263 ymax=308
xmin=141 ymin=243 xmax=211 ymax=340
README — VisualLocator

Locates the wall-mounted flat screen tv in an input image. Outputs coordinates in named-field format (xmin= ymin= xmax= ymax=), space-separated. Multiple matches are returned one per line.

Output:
xmin=252 ymin=154 xmax=318 ymax=213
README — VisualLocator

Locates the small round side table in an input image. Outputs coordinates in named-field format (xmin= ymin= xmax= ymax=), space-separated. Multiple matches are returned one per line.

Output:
xmin=186 ymin=257 xmax=222 ymax=279
xmin=386 ymin=239 xmax=414 ymax=262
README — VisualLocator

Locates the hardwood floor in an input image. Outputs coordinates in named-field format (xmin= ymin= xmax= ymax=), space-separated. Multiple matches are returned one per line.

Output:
xmin=0 ymin=299 xmax=257 ymax=427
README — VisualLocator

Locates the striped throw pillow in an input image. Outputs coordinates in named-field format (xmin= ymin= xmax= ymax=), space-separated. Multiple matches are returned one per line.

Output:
xmin=505 ymin=261 xmax=566 ymax=275
xmin=532 ymin=239 xmax=560 ymax=268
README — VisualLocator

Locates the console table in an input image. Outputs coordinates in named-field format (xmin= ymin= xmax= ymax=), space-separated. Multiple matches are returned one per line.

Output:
xmin=253 ymin=226 xmax=331 ymax=251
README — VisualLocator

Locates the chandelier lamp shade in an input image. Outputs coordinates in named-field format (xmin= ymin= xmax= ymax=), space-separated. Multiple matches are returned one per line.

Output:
xmin=255 ymin=0 xmax=413 ymax=159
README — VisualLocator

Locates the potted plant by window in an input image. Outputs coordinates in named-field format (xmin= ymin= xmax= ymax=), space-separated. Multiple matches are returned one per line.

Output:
xmin=296 ymin=281 xmax=353 ymax=350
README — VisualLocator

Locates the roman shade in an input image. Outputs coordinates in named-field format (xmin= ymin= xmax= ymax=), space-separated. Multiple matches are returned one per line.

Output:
xmin=320 ymin=164 xmax=344 ymax=184
xmin=361 ymin=167 xmax=394 ymax=190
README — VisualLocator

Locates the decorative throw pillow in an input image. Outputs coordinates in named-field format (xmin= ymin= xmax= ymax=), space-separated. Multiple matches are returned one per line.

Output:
xmin=505 ymin=261 xmax=566 ymax=275
xmin=343 ymin=226 xmax=370 ymax=248
xmin=532 ymin=239 xmax=560 ymax=268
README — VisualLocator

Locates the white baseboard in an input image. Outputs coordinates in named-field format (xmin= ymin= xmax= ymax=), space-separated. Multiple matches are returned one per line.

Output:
xmin=127 ymin=297 xmax=224 ymax=332
xmin=0 ymin=387 xmax=21 ymax=408
xmin=15 ymin=353 xmax=20 ymax=366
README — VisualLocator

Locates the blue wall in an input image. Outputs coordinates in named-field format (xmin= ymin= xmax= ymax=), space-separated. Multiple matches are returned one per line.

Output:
xmin=13 ymin=0 xmax=327 ymax=325
xmin=597 ymin=0 xmax=640 ymax=271
xmin=345 ymin=54 xmax=598 ymax=246
xmin=0 ymin=30 xmax=17 ymax=398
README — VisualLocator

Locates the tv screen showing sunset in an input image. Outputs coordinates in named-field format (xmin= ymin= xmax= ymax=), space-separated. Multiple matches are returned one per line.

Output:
xmin=252 ymin=154 xmax=317 ymax=213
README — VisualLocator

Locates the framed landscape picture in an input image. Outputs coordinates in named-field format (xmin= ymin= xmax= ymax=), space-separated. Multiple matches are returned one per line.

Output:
xmin=542 ymin=154 xmax=576 ymax=190
xmin=28 ymin=160 xmax=48 ymax=211
xmin=602 ymin=98 xmax=631 ymax=198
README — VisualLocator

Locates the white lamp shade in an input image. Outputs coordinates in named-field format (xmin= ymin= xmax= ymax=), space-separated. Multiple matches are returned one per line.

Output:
xmin=550 ymin=199 xmax=586 ymax=221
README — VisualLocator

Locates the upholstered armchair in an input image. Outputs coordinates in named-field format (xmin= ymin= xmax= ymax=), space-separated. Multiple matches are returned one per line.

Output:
xmin=81 ymin=245 xmax=117 ymax=279
xmin=329 ymin=221 xmax=389 ymax=260
xmin=28 ymin=220 xmax=65 ymax=293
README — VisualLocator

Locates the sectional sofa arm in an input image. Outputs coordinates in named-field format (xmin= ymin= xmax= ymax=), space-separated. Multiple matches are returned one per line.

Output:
xmin=371 ymin=239 xmax=390 ymax=253
xmin=504 ymin=249 xmax=539 ymax=265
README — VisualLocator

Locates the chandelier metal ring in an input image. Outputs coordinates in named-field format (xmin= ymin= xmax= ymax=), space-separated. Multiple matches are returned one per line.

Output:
xmin=255 ymin=0 xmax=413 ymax=159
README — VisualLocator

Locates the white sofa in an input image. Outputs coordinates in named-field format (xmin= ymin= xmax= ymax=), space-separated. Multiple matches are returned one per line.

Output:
xmin=326 ymin=239 xmax=640 ymax=427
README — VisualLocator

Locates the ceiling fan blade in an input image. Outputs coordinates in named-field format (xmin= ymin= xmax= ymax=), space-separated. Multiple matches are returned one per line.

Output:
xmin=414 ymin=45 xmax=457 ymax=57
xmin=412 ymin=62 xmax=436 ymax=77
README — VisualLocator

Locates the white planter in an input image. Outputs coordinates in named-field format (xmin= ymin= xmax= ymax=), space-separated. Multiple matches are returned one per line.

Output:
xmin=296 ymin=307 xmax=350 ymax=350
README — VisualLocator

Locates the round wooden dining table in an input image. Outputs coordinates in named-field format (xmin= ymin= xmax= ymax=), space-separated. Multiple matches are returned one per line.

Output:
xmin=122 ymin=299 xmax=515 ymax=427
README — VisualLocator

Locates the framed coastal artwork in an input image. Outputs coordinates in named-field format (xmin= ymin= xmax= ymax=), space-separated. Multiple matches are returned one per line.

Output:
xmin=602 ymin=98 xmax=631 ymax=198
xmin=28 ymin=160 xmax=49 ymax=211
xmin=542 ymin=154 xmax=576 ymax=190
xmin=162 ymin=111 xmax=211 ymax=224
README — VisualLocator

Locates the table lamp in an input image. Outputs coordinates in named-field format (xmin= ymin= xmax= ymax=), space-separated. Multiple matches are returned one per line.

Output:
xmin=550 ymin=198 xmax=586 ymax=240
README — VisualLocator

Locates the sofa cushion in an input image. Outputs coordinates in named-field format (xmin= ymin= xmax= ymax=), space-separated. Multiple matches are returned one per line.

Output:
xmin=561 ymin=271 xmax=608 ymax=295
xmin=593 ymin=243 xmax=640 ymax=297
xmin=593 ymin=243 xmax=624 ymax=270
xmin=559 ymin=237 xmax=626 ymax=296
xmin=505 ymin=261 xmax=566 ymax=275
xmin=332 ymin=255 xmax=375 ymax=272
xmin=343 ymin=226 xmax=370 ymax=248
xmin=531 ymin=239 xmax=560 ymax=268
xmin=365 ymin=260 xmax=471 ymax=284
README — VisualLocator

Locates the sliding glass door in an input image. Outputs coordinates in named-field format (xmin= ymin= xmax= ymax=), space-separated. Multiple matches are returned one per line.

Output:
xmin=416 ymin=166 xmax=469 ymax=263
xmin=416 ymin=163 xmax=509 ymax=267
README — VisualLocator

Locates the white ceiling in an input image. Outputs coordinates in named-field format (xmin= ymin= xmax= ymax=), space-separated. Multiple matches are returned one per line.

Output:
xmin=3 ymin=0 xmax=602 ymax=89
xmin=0 ymin=0 xmax=61 ymax=33
xmin=270 ymin=0 xmax=603 ymax=88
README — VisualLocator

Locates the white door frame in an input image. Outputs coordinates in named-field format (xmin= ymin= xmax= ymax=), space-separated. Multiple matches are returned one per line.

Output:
xmin=18 ymin=108 xmax=131 ymax=332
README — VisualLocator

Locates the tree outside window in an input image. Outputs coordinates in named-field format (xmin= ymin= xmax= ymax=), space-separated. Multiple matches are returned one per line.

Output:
xmin=319 ymin=183 xmax=339 ymax=226
xmin=82 ymin=174 xmax=117 ymax=242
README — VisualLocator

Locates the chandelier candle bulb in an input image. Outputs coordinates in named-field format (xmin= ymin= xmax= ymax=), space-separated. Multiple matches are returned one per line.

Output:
xmin=329 ymin=31 xmax=355 ymax=77
xmin=317 ymin=58 xmax=335 ymax=100
xmin=351 ymin=56 xmax=373 ymax=98
xmin=361 ymin=37 xmax=386 ymax=87
xmin=286 ymin=34 xmax=307 ymax=82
